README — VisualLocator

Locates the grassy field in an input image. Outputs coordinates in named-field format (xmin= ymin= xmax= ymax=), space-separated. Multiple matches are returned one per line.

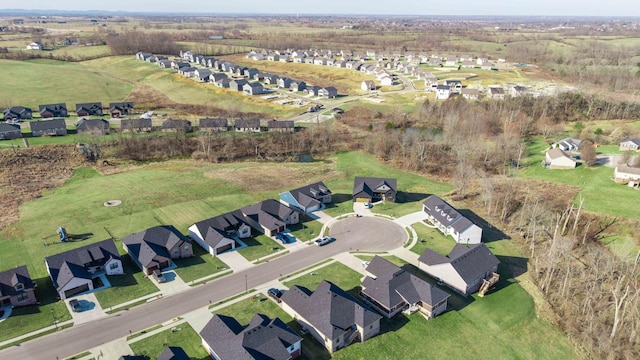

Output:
xmin=0 ymin=59 xmax=132 ymax=109
xmin=48 ymin=45 xmax=112 ymax=59
xmin=128 ymin=322 xmax=209 ymax=360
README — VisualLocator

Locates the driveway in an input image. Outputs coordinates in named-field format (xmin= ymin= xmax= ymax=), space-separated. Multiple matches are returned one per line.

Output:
xmin=307 ymin=210 xmax=334 ymax=224
xmin=67 ymin=293 xmax=106 ymax=325
xmin=151 ymin=270 xmax=190 ymax=296
xmin=353 ymin=202 xmax=373 ymax=216
xmin=394 ymin=211 xmax=428 ymax=227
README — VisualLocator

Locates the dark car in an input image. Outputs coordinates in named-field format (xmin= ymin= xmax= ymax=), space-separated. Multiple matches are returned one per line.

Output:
xmin=69 ymin=299 xmax=82 ymax=313
xmin=268 ymin=288 xmax=283 ymax=303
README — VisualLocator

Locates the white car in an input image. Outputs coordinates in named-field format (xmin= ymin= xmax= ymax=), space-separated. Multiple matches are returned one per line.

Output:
xmin=314 ymin=236 xmax=333 ymax=246
xmin=364 ymin=203 xmax=372 ymax=209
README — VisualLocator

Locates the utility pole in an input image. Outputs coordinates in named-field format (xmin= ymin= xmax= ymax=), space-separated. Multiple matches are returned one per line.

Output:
xmin=51 ymin=308 xmax=58 ymax=330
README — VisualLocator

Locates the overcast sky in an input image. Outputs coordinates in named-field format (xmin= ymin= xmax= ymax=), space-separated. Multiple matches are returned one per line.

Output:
xmin=3 ymin=0 xmax=640 ymax=16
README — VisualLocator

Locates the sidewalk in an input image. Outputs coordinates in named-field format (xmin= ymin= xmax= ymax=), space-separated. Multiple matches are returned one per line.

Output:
xmin=332 ymin=253 xmax=368 ymax=275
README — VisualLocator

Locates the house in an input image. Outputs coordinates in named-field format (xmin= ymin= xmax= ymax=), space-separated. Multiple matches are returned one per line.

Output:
xmin=229 ymin=79 xmax=248 ymax=92
xmin=361 ymin=256 xmax=450 ymax=319
xmin=3 ymin=106 xmax=32 ymax=122
xmin=243 ymin=82 xmax=265 ymax=96
xmin=380 ymin=76 xmax=393 ymax=86
xmin=544 ymin=148 xmax=577 ymax=169
xmin=214 ymin=77 xmax=230 ymax=88
xmin=0 ymin=124 xmax=18 ymax=140
xmin=199 ymin=117 xmax=228 ymax=132
xmin=423 ymin=73 xmax=438 ymax=90
xmin=436 ymin=85 xmax=451 ymax=100
xmin=267 ymin=120 xmax=295 ymax=133
xmin=121 ymin=118 xmax=152 ymax=132
xmin=45 ymin=239 xmax=123 ymax=299
xmin=30 ymin=119 xmax=67 ymax=137
xmin=235 ymin=66 xmax=248 ymax=77
xmin=210 ymin=73 xmax=228 ymax=84
xmin=200 ymin=314 xmax=302 ymax=360
xmin=281 ymin=280 xmax=381 ymax=353
xmin=240 ymin=199 xmax=299 ymax=237
xmin=509 ymin=85 xmax=527 ymax=97
xmin=290 ymin=81 xmax=306 ymax=92
xmin=252 ymin=72 xmax=265 ymax=82
xmin=418 ymin=243 xmax=500 ymax=296
xmin=313 ymin=58 xmax=327 ymax=66
xmin=136 ymin=52 xmax=152 ymax=61
xmin=443 ymin=79 xmax=462 ymax=93
xmin=0 ymin=265 xmax=38 ymax=307
xmin=178 ymin=67 xmax=197 ymax=77
xmin=234 ymin=118 xmax=261 ymax=132
xmin=158 ymin=346 xmax=189 ymax=360
xmin=267 ymin=54 xmax=280 ymax=62
xmin=352 ymin=177 xmax=397 ymax=203
xmin=26 ymin=42 xmax=43 ymax=50
xmin=444 ymin=56 xmax=458 ymax=66
xmin=553 ymin=138 xmax=582 ymax=151
xmin=172 ymin=61 xmax=190 ymax=70
xmin=76 ymin=119 xmax=110 ymax=134
xmin=263 ymin=74 xmax=280 ymax=85
xmin=243 ymin=68 xmax=259 ymax=78
xmin=109 ymin=102 xmax=134 ymax=118
xmin=614 ymin=165 xmax=640 ymax=187
xmin=422 ymin=195 xmax=483 ymax=244
xmin=38 ymin=103 xmax=67 ymax=118
xmin=487 ymin=87 xmax=505 ymax=100
xmin=277 ymin=77 xmax=292 ymax=89
xmin=619 ymin=138 xmax=640 ymax=152
xmin=195 ymin=68 xmax=212 ymax=82
xmin=122 ymin=225 xmax=193 ymax=276
xmin=303 ymin=86 xmax=321 ymax=97
xmin=75 ymin=102 xmax=103 ymax=117
xmin=461 ymin=88 xmax=480 ymax=100
xmin=161 ymin=119 xmax=192 ymax=132
xmin=157 ymin=60 xmax=172 ymax=68
xmin=461 ymin=60 xmax=476 ymax=69
xmin=279 ymin=182 xmax=332 ymax=213
xmin=189 ymin=211 xmax=249 ymax=256
xmin=318 ymin=87 xmax=338 ymax=99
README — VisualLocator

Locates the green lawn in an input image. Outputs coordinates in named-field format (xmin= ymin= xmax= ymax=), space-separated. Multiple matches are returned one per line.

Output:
xmin=410 ymin=222 xmax=458 ymax=256
xmin=237 ymin=234 xmax=284 ymax=262
xmin=283 ymin=262 xmax=363 ymax=298
xmin=128 ymin=322 xmax=209 ymax=360
xmin=355 ymin=254 xmax=407 ymax=267
xmin=173 ymin=245 xmax=230 ymax=283
xmin=93 ymin=254 xmax=159 ymax=310
xmin=287 ymin=214 xmax=324 ymax=241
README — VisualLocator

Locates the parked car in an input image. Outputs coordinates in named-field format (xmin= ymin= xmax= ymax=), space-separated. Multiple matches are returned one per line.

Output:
xmin=362 ymin=261 xmax=371 ymax=268
xmin=314 ymin=236 xmax=333 ymax=246
xmin=274 ymin=233 xmax=287 ymax=244
xmin=268 ymin=288 xmax=283 ymax=303
xmin=364 ymin=202 xmax=373 ymax=209
xmin=69 ymin=299 xmax=82 ymax=313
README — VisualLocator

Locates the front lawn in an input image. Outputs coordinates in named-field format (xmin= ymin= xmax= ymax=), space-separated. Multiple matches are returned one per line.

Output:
xmin=93 ymin=254 xmax=159 ymax=310
xmin=173 ymin=245 xmax=230 ymax=283
xmin=287 ymin=214 xmax=323 ymax=241
xmin=410 ymin=222 xmax=457 ymax=256
xmin=128 ymin=323 xmax=208 ymax=360
xmin=237 ymin=234 xmax=284 ymax=262
xmin=355 ymin=254 xmax=407 ymax=267
xmin=283 ymin=261 xmax=362 ymax=298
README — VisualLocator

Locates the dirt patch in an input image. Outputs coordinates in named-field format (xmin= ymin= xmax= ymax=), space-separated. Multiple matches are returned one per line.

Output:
xmin=0 ymin=145 xmax=88 ymax=229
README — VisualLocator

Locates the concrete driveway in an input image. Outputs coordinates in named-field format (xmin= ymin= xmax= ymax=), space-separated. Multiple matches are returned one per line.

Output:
xmin=394 ymin=211 xmax=428 ymax=227
xmin=67 ymin=293 xmax=106 ymax=325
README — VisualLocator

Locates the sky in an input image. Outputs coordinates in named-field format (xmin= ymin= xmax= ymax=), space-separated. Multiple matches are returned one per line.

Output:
xmin=2 ymin=0 xmax=640 ymax=17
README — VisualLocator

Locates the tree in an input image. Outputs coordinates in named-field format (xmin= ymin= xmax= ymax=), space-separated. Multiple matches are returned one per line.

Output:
xmin=581 ymin=140 xmax=597 ymax=167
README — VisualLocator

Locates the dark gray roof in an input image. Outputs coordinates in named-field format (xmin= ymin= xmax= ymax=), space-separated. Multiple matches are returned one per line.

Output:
xmin=199 ymin=117 xmax=228 ymax=128
xmin=234 ymin=118 xmax=260 ymax=129
xmin=157 ymin=346 xmax=189 ymax=360
xmin=29 ymin=119 xmax=66 ymax=131
xmin=419 ymin=244 xmax=499 ymax=284
xmin=109 ymin=102 xmax=134 ymax=111
xmin=422 ymin=195 xmax=473 ymax=233
xmin=280 ymin=181 xmax=331 ymax=210
xmin=45 ymin=239 xmax=120 ymax=290
xmin=621 ymin=138 xmax=640 ymax=146
xmin=39 ymin=103 xmax=67 ymax=115
xmin=0 ymin=265 xmax=35 ymax=297
xmin=193 ymin=210 xmax=250 ymax=248
xmin=241 ymin=200 xmax=290 ymax=233
xmin=0 ymin=123 xmax=21 ymax=132
xmin=267 ymin=120 xmax=294 ymax=129
xmin=76 ymin=119 xmax=109 ymax=131
xmin=162 ymin=119 xmax=191 ymax=130
xmin=280 ymin=280 xmax=381 ymax=339
xmin=75 ymin=102 xmax=103 ymax=115
xmin=200 ymin=314 xmax=301 ymax=360
xmin=362 ymin=256 xmax=449 ymax=310
xmin=352 ymin=177 xmax=397 ymax=198
xmin=121 ymin=118 xmax=151 ymax=129
xmin=122 ymin=226 xmax=188 ymax=270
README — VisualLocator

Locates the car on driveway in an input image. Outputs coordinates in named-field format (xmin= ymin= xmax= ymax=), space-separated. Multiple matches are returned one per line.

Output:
xmin=268 ymin=288 xmax=283 ymax=303
xmin=69 ymin=299 xmax=83 ymax=313
xmin=314 ymin=236 xmax=333 ymax=246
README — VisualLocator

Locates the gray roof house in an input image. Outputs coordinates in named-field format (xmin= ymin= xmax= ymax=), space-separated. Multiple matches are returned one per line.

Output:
xmin=234 ymin=118 xmax=261 ymax=132
xmin=45 ymin=239 xmax=123 ymax=299
xmin=267 ymin=120 xmax=294 ymax=132
xmin=418 ymin=243 xmax=500 ymax=296
xmin=76 ymin=119 xmax=110 ymax=134
xmin=39 ymin=103 xmax=67 ymax=118
xmin=161 ymin=119 xmax=192 ymax=132
xmin=122 ymin=225 xmax=193 ymax=276
xmin=319 ymin=87 xmax=338 ymax=98
xmin=553 ymin=138 xmax=582 ymax=151
xmin=157 ymin=346 xmax=189 ymax=360
xmin=199 ymin=117 xmax=228 ymax=132
xmin=121 ymin=118 xmax=152 ymax=132
xmin=189 ymin=210 xmax=250 ymax=256
xmin=200 ymin=314 xmax=302 ymax=360
xmin=422 ymin=195 xmax=483 ymax=244
xmin=230 ymin=79 xmax=249 ymax=92
xmin=619 ymin=138 xmax=640 ymax=152
xmin=29 ymin=119 xmax=67 ymax=137
xmin=361 ymin=256 xmax=450 ymax=319
xmin=281 ymin=280 xmax=382 ymax=354
xmin=290 ymin=81 xmax=306 ymax=92
xmin=240 ymin=199 xmax=299 ymax=237
xmin=243 ymin=82 xmax=265 ymax=96
xmin=0 ymin=123 xmax=22 ymax=140
xmin=0 ymin=265 xmax=38 ymax=307
xmin=3 ymin=106 xmax=32 ymax=121
xmin=109 ymin=102 xmax=134 ymax=118
xmin=352 ymin=177 xmax=397 ymax=203
xmin=75 ymin=102 xmax=103 ymax=117
xmin=279 ymin=181 xmax=332 ymax=213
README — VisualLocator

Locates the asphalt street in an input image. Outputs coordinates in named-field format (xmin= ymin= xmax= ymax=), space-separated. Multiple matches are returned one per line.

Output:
xmin=1 ymin=216 xmax=407 ymax=360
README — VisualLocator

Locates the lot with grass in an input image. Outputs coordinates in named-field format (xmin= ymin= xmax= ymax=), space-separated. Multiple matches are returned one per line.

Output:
xmin=410 ymin=222 xmax=457 ymax=256
xmin=128 ymin=322 xmax=209 ymax=360
xmin=283 ymin=261 xmax=362 ymax=298
xmin=237 ymin=234 xmax=284 ymax=262
xmin=93 ymin=254 xmax=159 ymax=310
xmin=172 ymin=246 xmax=230 ymax=283
xmin=287 ymin=214 xmax=324 ymax=242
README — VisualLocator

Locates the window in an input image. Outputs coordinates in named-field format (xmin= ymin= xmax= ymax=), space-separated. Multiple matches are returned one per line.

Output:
xmin=14 ymin=283 xmax=24 ymax=291
xmin=184 ymin=246 xmax=189 ymax=251
xmin=173 ymin=249 xmax=179 ymax=254
xmin=17 ymin=293 xmax=28 ymax=302
xmin=109 ymin=262 xmax=119 ymax=270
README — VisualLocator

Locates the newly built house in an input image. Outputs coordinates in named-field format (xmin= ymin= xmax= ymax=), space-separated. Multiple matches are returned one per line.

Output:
xmin=122 ymin=225 xmax=193 ymax=276
xmin=352 ymin=177 xmax=397 ymax=203
xmin=422 ymin=195 xmax=483 ymax=244
xmin=0 ymin=265 xmax=38 ymax=307
xmin=279 ymin=182 xmax=332 ymax=213
xmin=544 ymin=148 xmax=577 ymax=169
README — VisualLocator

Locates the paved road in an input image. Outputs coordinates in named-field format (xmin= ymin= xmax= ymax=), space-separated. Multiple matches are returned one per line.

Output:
xmin=2 ymin=217 xmax=406 ymax=360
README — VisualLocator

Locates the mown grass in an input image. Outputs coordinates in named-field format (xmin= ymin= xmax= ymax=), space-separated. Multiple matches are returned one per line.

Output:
xmin=173 ymin=245 xmax=230 ymax=283
xmin=283 ymin=262 xmax=363 ymax=298
xmin=410 ymin=222 xmax=457 ymax=256
xmin=287 ymin=214 xmax=324 ymax=241
xmin=128 ymin=322 xmax=209 ymax=360
xmin=237 ymin=234 xmax=284 ymax=262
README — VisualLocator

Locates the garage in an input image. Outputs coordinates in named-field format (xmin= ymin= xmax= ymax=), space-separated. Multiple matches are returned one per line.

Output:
xmin=216 ymin=243 xmax=233 ymax=255
xmin=64 ymin=284 xmax=90 ymax=298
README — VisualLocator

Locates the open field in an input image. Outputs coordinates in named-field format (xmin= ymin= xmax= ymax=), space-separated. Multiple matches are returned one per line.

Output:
xmin=128 ymin=323 xmax=209 ymax=360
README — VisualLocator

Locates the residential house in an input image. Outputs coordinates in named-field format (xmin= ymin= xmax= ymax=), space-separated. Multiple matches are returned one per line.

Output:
xmin=279 ymin=56 xmax=291 ymax=63
xmin=281 ymin=280 xmax=382 ymax=354
xmin=267 ymin=54 xmax=280 ymax=62
xmin=210 ymin=73 xmax=228 ymax=83
xmin=313 ymin=58 xmax=327 ymax=66
xmin=240 ymin=199 xmax=299 ymax=237
xmin=319 ymin=87 xmax=338 ymax=99
xmin=171 ymin=61 xmax=190 ymax=70
xmin=424 ymin=73 xmax=438 ymax=91
xmin=76 ymin=119 xmax=110 ymax=134
xmin=161 ymin=119 xmax=192 ymax=132
xmin=263 ymin=74 xmax=280 ymax=85
xmin=443 ymin=79 xmax=462 ymax=94
xmin=234 ymin=118 xmax=261 ymax=132
xmin=235 ymin=66 xmax=248 ymax=77
xmin=243 ymin=68 xmax=259 ymax=78
xmin=380 ymin=76 xmax=393 ymax=86
xmin=481 ymin=63 xmax=495 ymax=71
xmin=461 ymin=88 xmax=480 ymax=100
xmin=290 ymin=81 xmax=306 ymax=92
xmin=418 ymin=243 xmax=500 ymax=296
xmin=30 ymin=119 xmax=67 ymax=137
xmin=199 ymin=118 xmax=228 ymax=132
xmin=476 ymin=57 xmax=489 ymax=65
xmin=422 ymin=195 xmax=483 ymax=244
xmin=279 ymin=181 xmax=332 ymax=213
xmin=277 ymin=77 xmax=292 ymax=89
xmin=45 ymin=239 xmax=123 ymax=299
xmin=121 ymin=118 xmax=152 ymax=133
xmin=303 ymin=86 xmax=321 ymax=97
xmin=544 ymin=148 xmax=577 ymax=169
xmin=243 ymin=82 xmax=265 ymax=95
xmin=229 ymin=79 xmax=248 ymax=92
xmin=178 ymin=67 xmax=197 ymax=77
xmin=136 ymin=52 xmax=152 ymax=61
xmin=436 ymin=85 xmax=451 ymax=100
xmin=619 ymin=138 xmax=640 ymax=152
xmin=214 ymin=78 xmax=231 ymax=88
xmin=75 ymin=102 xmax=103 ymax=117
xmin=292 ymin=55 xmax=304 ymax=63
xmin=200 ymin=314 xmax=302 ymax=360
xmin=509 ymin=85 xmax=527 ymax=97
xmin=352 ymin=177 xmax=397 ymax=203
xmin=0 ymin=265 xmax=38 ymax=307
xmin=109 ymin=102 xmax=134 ymax=118
xmin=39 ymin=103 xmax=68 ymax=118
xmin=487 ymin=87 xmax=505 ymax=100
xmin=157 ymin=347 xmax=189 ymax=360
xmin=157 ymin=59 xmax=172 ymax=68
xmin=361 ymin=256 xmax=450 ymax=319
xmin=195 ymin=68 xmax=212 ymax=82
xmin=304 ymin=57 xmax=315 ymax=64
xmin=267 ymin=120 xmax=295 ymax=133
xmin=3 ymin=106 xmax=32 ymax=122
xmin=461 ymin=60 xmax=476 ymax=68
xmin=335 ymin=60 xmax=347 ymax=68
xmin=0 ymin=123 xmax=21 ymax=140
xmin=614 ymin=165 xmax=640 ymax=187
xmin=252 ymin=72 xmax=265 ymax=82
xmin=189 ymin=210 xmax=249 ymax=256
xmin=26 ymin=42 xmax=43 ymax=50
xmin=122 ymin=225 xmax=193 ymax=276
xmin=444 ymin=56 xmax=458 ymax=66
